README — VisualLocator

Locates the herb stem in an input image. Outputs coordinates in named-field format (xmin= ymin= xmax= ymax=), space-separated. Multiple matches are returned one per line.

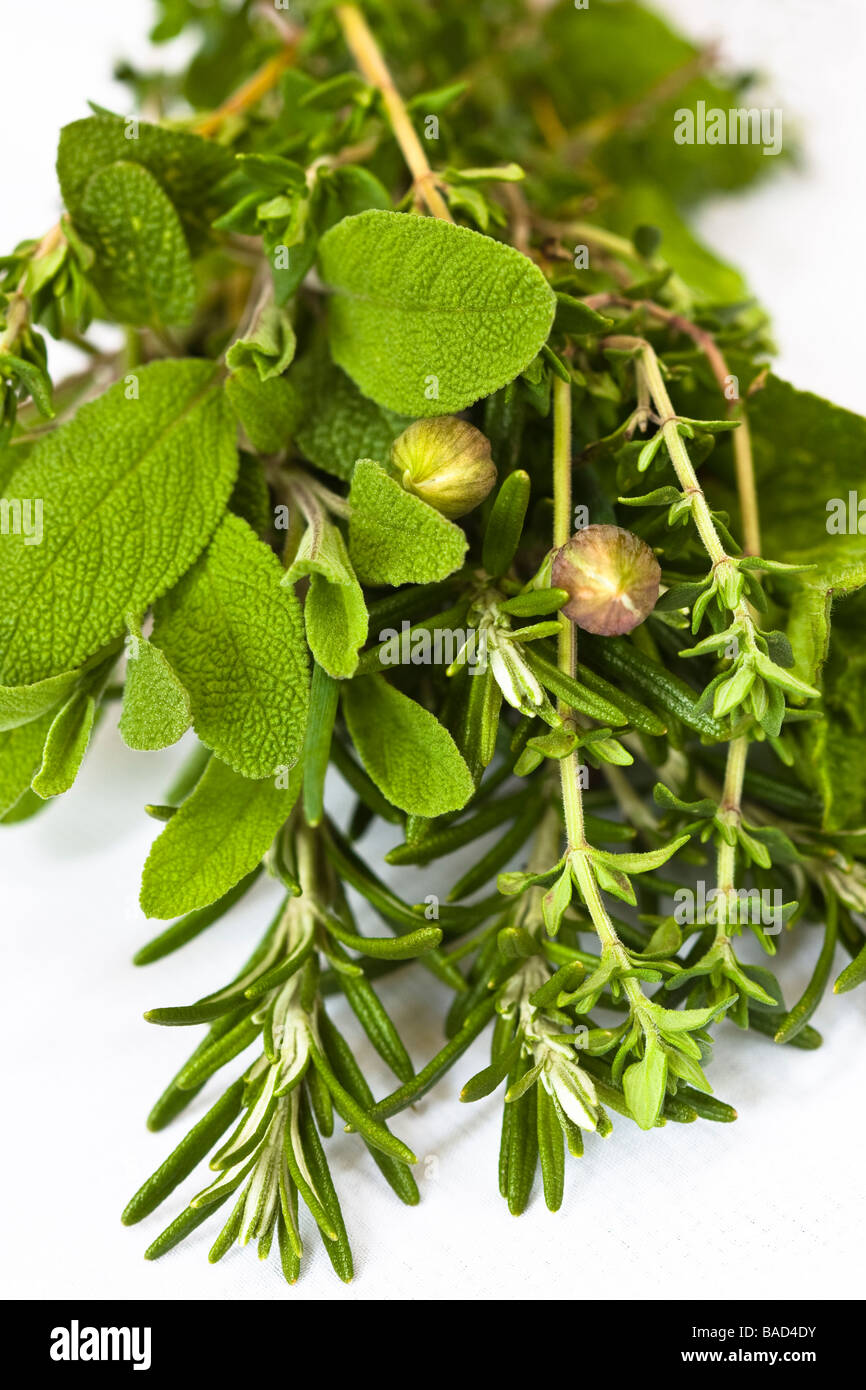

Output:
xmin=731 ymin=401 xmax=761 ymax=557
xmin=551 ymin=376 xmax=585 ymax=852
xmin=551 ymin=377 xmax=641 ymax=1008
xmin=336 ymin=4 xmax=454 ymax=222
xmin=715 ymin=732 xmax=748 ymax=903
xmin=193 ymin=39 xmax=299 ymax=137
xmin=605 ymin=337 xmax=764 ymax=949
xmin=634 ymin=340 xmax=728 ymax=566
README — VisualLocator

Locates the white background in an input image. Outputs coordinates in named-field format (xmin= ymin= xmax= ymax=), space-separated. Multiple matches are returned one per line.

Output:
xmin=1 ymin=0 xmax=864 ymax=1302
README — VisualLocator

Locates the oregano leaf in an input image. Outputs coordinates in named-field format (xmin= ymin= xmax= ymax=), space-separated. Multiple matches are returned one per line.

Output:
xmin=318 ymin=210 xmax=556 ymax=415
xmin=622 ymin=1040 xmax=668 ymax=1131
xmin=153 ymin=513 xmax=309 ymax=779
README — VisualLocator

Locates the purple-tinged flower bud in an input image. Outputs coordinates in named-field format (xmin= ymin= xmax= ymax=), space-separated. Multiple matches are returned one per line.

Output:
xmin=552 ymin=524 xmax=660 ymax=636
xmin=390 ymin=417 xmax=496 ymax=518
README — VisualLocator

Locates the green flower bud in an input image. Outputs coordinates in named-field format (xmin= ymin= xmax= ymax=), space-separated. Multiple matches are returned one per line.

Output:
xmin=552 ymin=524 xmax=660 ymax=636
xmin=390 ymin=417 xmax=496 ymax=518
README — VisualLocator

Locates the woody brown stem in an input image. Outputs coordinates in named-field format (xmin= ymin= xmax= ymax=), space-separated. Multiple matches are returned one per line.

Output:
xmin=336 ymin=4 xmax=453 ymax=222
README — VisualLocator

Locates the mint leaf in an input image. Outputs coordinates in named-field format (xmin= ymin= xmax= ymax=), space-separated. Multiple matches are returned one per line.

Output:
xmin=342 ymin=675 xmax=474 ymax=816
xmin=348 ymin=459 xmax=467 ymax=585
xmin=153 ymin=514 xmax=309 ymax=779
xmin=0 ymin=712 xmax=54 ymax=816
xmin=140 ymin=755 xmax=302 ymax=919
xmin=225 ymin=367 xmax=301 ymax=454
xmin=119 ymin=618 xmax=191 ymax=752
xmin=290 ymin=343 xmax=411 ymax=481
xmin=77 ymin=162 xmax=196 ymax=326
xmin=318 ymin=210 xmax=555 ymax=415
xmin=0 ymin=360 xmax=237 ymax=686
xmin=285 ymin=520 xmax=367 ymax=680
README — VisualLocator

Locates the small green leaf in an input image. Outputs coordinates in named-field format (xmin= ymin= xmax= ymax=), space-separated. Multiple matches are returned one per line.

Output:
xmin=622 ymin=1039 xmax=667 ymax=1130
xmin=226 ymin=304 xmax=297 ymax=380
xmin=542 ymin=864 xmax=574 ymax=936
xmin=225 ymin=367 xmax=302 ymax=454
xmin=120 ymin=619 xmax=191 ymax=751
xmin=590 ymin=834 xmax=689 ymax=875
xmin=342 ymin=675 xmax=474 ymax=817
xmin=285 ymin=520 xmax=367 ymax=679
xmin=482 ymin=470 xmax=531 ymax=577
xmin=348 ymin=459 xmax=467 ymax=585
xmin=31 ymin=686 xmax=96 ymax=798
xmin=0 ymin=710 xmax=55 ymax=815
xmin=140 ymin=755 xmax=302 ymax=919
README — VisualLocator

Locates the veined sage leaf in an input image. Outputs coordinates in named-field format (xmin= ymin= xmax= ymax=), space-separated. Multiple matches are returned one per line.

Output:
xmin=77 ymin=161 xmax=196 ymax=327
xmin=140 ymin=755 xmax=302 ymax=919
xmin=318 ymin=210 xmax=556 ymax=415
xmin=348 ymin=459 xmax=467 ymax=585
xmin=343 ymin=675 xmax=474 ymax=817
xmin=153 ymin=514 xmax=309 ymax=780
xmin=0 ymin=360 xmax=237 ymax=686
xmin=119 ymin=619 xmax=191 ymax=752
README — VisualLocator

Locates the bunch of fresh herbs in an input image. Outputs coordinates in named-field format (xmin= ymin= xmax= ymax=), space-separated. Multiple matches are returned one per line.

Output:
xmin=2 ymin=0 xmax=864 ymax=1284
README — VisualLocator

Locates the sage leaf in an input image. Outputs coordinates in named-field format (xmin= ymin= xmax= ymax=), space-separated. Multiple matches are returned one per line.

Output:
xmin=119 ymin=621 xmax=192 ymax=752
xmin=290 ymin=343 xmax=411 ymax=481
xmin=153 ymin=514 xmax=309 ymax=779
xmin=318 ymin=210 xmax=556 ymax=415
xmin=57 ymin=114 xmax=233 ymax=245
xmin=31 ymin=686 xmax=96 ymax=798
xmin=342 ymin=675 xmax=474 ymax=817
xmin=0 ymin=668 xmax=80 ymax=732
xmin=0 ymin=360 xmax=237 ymax=686
xmin=225 ymin=367 xmax=302 ymax=454
xmin=348 ymin=459 xmax=467 ymax=585
xmin=140 ymin=755 xmax=302 ymax=919
xmin=0 ymin=711 xmax=54 ymax=816
xmin=285 ymin=521 xmax=367 ymax=680
xmin=77 ymin=161 xmax=196 ymax=326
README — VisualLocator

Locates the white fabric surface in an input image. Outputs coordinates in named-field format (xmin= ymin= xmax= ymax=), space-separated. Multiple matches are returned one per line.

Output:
xmin=1 ymin=0 xmax=864 ymax=1301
